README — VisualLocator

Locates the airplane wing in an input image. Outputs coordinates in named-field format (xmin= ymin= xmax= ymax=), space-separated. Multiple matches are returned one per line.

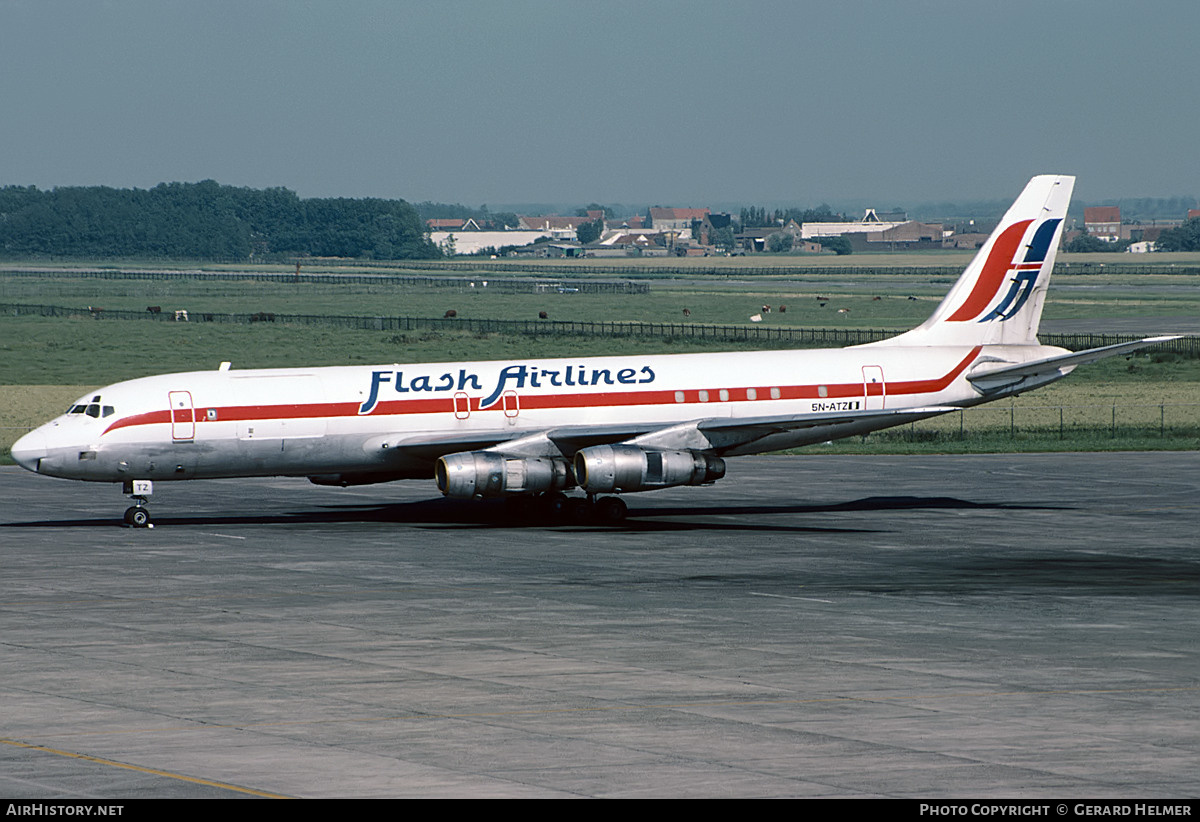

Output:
xmin=379 ymin=404 xmax=959 ymax=463
xmin=967 ymin=335 xmax=1180 ymax=392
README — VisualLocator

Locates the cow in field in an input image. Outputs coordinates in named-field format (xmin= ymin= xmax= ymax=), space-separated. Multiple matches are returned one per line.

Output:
xmin=147 ymin=306 xmax=161 ymax=315
xmin=443 ymin=309 xmax=457 ymax=319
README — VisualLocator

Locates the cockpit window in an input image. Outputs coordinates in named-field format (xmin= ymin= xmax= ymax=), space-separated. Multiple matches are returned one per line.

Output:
xmin=66 ymin=396 xmax=114 ymax=418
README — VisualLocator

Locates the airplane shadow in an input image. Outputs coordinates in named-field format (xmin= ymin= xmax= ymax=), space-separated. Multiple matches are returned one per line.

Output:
xmin=1 ymin=494 xmax=1070 ymax=534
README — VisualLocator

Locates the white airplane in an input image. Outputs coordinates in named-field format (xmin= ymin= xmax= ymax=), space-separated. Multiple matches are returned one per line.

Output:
xmin=11 ymin=175 xmax=1177 ymax=526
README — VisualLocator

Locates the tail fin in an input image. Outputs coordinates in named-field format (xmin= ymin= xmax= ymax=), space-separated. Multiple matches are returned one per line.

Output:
xmin=880 ymin=174 xmax=1074 ymax=347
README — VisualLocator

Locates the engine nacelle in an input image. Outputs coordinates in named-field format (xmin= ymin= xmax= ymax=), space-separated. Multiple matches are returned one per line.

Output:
xmin=435 ymin=451 xmax=573 ymax=499
xmin=573 ymin=445 xmax=725 ymax=493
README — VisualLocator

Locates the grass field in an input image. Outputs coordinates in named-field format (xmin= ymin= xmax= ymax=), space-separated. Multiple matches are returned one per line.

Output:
xmin=1 ymin=262 xmax=1196 ymax=462
xmin=3 ymin=268 xmax=1199 ymax=329
xmin=1 ymin=319 xmax=1196 ymax=460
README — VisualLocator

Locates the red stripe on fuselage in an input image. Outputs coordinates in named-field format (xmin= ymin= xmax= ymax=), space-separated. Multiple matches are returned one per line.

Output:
xmin=101 ymin=348 xmax=981 ymax=436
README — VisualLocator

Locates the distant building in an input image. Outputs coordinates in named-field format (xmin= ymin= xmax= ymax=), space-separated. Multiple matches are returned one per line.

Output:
xmin=800 ymin=209 xmax=907 ymax=240
xmin=1083 ymin=206 xmax=1122 ymax=241
xmin=735 ymin=221 xmax=804 ymax=253
xmin=428 ymin=230 xmax=555 ymax=255
xmin=698 ymin=212 xmax=733 ymax=245
xmin=944 ymin=232 xmax=990 ymax=250
xmin=648 ymin=207 xmax=710 ymax=233
xmin=862 ymin=208 xmax=907 ymax=223
xmin=598 ymin=231 xmax=661 ymax=250
xmin=518 ymin=215 xmax=591 ymax=235
xmin=425 ymin=217 xmax=495 ymax=232
xmin=859 ymin=221 xmax=943 ymax=251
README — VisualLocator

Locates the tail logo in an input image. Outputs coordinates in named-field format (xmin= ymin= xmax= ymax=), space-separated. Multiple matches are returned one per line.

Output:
xmin=948 ymin=218 xmax=1062 ymax=323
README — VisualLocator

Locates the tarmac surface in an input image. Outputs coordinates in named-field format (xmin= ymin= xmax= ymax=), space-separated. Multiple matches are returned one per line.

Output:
xmin=1 ymin=453 xmax=1198 ymax=798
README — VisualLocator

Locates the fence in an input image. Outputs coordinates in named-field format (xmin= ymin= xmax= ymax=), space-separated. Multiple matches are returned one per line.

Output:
xmin=0 ymin=269 xmax=650 ymax=294
xmin=880 ymin=402 xmax=1199 ymax=443
xmin=383 ymin=260 xmax=1200 ymax=278
xmin=7 ymin=260 xmax=1200 ymax=280
xmin=3 ymin=302 xmax=1198 ymax=357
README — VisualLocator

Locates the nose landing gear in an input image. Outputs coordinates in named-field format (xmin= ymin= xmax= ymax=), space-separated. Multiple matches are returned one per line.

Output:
xmin=122 ymin=480 xmax=154 ymax=528
xmin=123 ymin=504 xmax=151 ymax=527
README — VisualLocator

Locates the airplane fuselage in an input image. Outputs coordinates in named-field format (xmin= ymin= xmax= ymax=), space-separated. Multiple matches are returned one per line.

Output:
xmin=14 ymin=342 xmax=1069 ymax=485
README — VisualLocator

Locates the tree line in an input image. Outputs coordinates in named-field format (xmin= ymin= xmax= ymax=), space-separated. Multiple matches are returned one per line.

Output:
xmin=738 ymin=204 xmax=847 ymax=228
xmin=0 ymin=181 xmax=440 ymax=260
xmin=1154 ymin=217 xmax=1200 ymax=252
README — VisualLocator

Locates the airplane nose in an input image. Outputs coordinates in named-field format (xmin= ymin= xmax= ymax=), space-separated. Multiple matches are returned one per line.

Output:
xmin=11 ymin=428 xmax=48 ymax=472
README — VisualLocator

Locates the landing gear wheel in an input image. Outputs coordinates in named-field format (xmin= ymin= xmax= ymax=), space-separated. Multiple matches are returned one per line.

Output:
xmin=542 ymin=491 xmax=571 ymax=520
xmin=123 ymin=506 xmax=151 ymax=528
xmin=594 ymin=496 xmax=628 ymax=523
xmin=565 ymin=498 xmax=592 ymax=523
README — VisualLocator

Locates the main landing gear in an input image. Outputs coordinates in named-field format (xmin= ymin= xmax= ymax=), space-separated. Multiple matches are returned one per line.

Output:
xmin=512 ymin=492 xmax=628 ymax=524
xmin=122 ymin=480 xmax=154 ymax=528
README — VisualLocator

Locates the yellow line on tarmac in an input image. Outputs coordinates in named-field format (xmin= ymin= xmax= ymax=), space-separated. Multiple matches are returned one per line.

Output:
xmin=0 ymin=737 xmax=290 ymax=799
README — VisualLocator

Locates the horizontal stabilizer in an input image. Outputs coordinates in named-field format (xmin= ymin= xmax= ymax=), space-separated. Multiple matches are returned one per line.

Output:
xmin=967 ymin=336 xmax=1180 ymax=391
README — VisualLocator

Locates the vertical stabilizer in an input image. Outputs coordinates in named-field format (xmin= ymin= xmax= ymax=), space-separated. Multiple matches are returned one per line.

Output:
xmin=877 ymin=175 xmax=1074 ymax=347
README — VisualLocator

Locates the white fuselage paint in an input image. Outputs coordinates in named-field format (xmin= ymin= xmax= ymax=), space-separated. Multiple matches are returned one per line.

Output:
xmin=13 ymin=342 xmax=1068 ymax=485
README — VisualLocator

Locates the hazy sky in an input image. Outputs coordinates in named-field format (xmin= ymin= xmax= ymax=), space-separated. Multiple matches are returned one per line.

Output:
xmin=3 ymin=0 xmax=1197 ymax=208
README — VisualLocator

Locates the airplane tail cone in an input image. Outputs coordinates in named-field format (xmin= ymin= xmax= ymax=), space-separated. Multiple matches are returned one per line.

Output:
xmin=876 ymin=174 xmax=1075 ymax=348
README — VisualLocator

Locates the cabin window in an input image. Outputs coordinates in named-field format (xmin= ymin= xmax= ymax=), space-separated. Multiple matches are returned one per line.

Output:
xmin=770 ymin=387 xmax=781 ymax=400
xmin=674 ymin=391 xmax=685 ymax=403
xmin=818 ymin=385 xmax=828 ymax=398
xmin=698 ymin=390 xmax=709 ymax=402
xmin=719 ymin=389 xmax=729 ymax=402
xmin=746 ymin=388 xmax=757 ymax=400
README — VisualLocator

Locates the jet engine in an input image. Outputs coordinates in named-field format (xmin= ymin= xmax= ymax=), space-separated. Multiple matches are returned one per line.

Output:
xmin=573 ymin=445 xmax=725 ymax=493
xmin=435 ymin=451 xmax=573 ymax=499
